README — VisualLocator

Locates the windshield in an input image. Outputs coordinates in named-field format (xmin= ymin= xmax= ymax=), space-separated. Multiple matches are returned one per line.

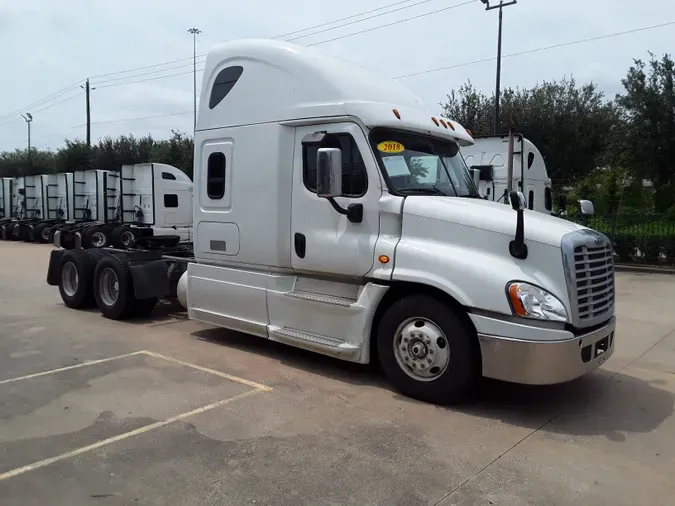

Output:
xmin=369 ymin=128 xmax=479 ymax=198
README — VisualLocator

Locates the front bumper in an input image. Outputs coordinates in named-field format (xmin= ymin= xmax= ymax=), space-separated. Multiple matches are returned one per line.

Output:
xmin=476 ymin=316 xmax=616 ymax=385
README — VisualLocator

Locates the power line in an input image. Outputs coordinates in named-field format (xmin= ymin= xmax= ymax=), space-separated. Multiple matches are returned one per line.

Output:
xmin=395 ymin=20 xmax=675 ymax=79
xmin=34 ymin=111 xmax=194 ymax=148
xmin=88 ymin=0 xmax=477 ymax=91
xmin=0 ymin=91 xmax=83 ymax=127
xmin=89 ymin=55 xmax=197 ymax=80
xmin=286 ymin=0 xmax=442 ymax=42
xmin=88 ymin=0 xmax=435 ymax=82
xmin=274 ymin=0 xmax=421 ymax=39
xmin=0 ymin=80 xmax=83 ymax=123
xmin=95 ymin=68 xmax=206 ymax=89
xmin=306 ymin=0 xmax=476 ymax=46
xmin=92 ymin=59 xmax=206 ymax=86
xmin=89 ymin=110 xmax=193 ymax=126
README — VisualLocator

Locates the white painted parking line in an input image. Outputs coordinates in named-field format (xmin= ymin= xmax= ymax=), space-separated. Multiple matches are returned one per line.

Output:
xmin=0 ymin=388 xmax=267 ymax=482
xmin=140 ymin=350 xmax=272 ymax=391
xmin=0 ymin=351 xmax=147 ymax=386
xmin=0 ymin=350 xmax=272 ymax=392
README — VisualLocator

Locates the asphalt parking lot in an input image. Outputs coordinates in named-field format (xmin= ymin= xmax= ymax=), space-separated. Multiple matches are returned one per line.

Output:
xmin=1 ymin=242 xmax=674 ymax=506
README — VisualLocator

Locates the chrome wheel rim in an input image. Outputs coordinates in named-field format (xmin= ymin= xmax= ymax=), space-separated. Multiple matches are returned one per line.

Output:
xmin=394 ymin=317 xmax=450 ymax=382
xmin=99 ymin=268 xmax=119 ymax=306
xmin=92 ymin=231 xmax=106 ymax=247
xmin=42 ymin=227 xmax=50 ymax=240
xmin=61 ymin=262 xmax=79 ymax=297
xmin=121 ymin=231 xmax=134 ymax=247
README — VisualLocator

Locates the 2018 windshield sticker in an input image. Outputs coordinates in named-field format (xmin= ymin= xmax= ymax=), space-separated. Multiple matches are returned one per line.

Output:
xmin=377 ymin=141 xmax=405 ymax=153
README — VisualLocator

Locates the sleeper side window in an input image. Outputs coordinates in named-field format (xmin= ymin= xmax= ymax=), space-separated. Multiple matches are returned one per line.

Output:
xmin=209 ymin=66 xmax=244 ymax=109
xmin=164 ymin=194 xmax=178 ymax=208
xmin=161 ymin=172 xmax=176 ymax=180
xmin=207 ymin=152 xmax=226 ymax=199
xmin=302 ymin=133 xmax=367 ymax=197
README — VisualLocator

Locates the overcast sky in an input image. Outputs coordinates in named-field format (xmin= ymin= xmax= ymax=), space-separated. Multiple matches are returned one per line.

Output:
xmin=0 ymin=0 xmax=672 ymax=152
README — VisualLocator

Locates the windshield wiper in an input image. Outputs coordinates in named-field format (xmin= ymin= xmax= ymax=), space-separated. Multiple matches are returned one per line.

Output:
xmin=398 ymin=187 xmax=448 ymax=196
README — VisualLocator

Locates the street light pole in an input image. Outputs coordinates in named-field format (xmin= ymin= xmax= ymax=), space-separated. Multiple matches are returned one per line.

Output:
xmin=481 ymin=0 xmax=517 ymax=135
xmin=187 ymin=27 xmax=202 ymax=132
xmin=20 ymin=113 xmax=33 ymax=168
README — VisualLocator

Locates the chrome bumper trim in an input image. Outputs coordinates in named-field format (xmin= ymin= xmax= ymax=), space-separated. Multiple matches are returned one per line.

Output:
xmin=479 ymin=317 xmax=616 ymax=385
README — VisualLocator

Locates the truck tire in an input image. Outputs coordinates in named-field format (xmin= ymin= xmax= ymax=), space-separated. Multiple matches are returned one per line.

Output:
xmin=33 ymin=223 xmax=51 ymax=244
xmin=11 ymin=223 xmax=22 ymax=241
xmin=58 ymin=249 xmax=98 ymax=309
xmin=82 ymin=226 xmax=109 ymax=248
xmin=111 ymin=226 xmax=136 ymax=249
xmin=0 ymin=224 xmax=6 ymax=240
xmin=93 ymin=254 xmax=138 ymax=320
xmin=376 ymin=294 xmax=479 ymax=405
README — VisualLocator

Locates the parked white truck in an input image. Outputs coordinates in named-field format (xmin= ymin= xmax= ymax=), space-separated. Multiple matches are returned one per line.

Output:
xmin=46 ymin=39 xmax=615 ymax=404
xmin=462 ymin=134 xmax=554 ymax=214
xmin=52 ymin=163 xmax=193 ymax=249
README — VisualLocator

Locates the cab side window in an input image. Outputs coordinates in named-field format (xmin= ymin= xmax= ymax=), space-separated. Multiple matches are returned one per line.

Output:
xmin=303 ymin=133 xmax=367 ymax=197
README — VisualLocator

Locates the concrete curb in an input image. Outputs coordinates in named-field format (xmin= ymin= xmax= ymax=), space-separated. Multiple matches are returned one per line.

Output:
xmin=614 ymin=264 xmax=675 ymax=275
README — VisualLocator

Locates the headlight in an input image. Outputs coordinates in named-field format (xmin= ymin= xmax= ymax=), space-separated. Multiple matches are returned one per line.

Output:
xmin=506 ymin=282 xmax=568 ymax=322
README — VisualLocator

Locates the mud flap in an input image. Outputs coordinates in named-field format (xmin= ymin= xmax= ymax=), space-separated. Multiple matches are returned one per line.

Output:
xmin=46 ymin=249 xmax=65 ymax=285
xmin=130 ymin=260 xmax=170 ymax=300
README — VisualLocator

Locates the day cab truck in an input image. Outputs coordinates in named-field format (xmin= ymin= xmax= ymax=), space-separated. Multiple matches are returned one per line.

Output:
xmin=462 ymin=134 xmax=554 ymax=215
xmin=46 ymin=39 xmax=616 ymax=404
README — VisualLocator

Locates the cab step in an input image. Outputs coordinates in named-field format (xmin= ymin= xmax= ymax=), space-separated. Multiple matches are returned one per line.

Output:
xmin=268 ymin=326 xmax=360 ymax=360
xmin=285 ymin=290 xmax=355 ymax=307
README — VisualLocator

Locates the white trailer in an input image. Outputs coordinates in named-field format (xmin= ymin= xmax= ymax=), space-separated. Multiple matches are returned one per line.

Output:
xmin=47 ymin=39 xmax=616 ymax=405
xmin=462 ymin=134 xmax=553 ymax=214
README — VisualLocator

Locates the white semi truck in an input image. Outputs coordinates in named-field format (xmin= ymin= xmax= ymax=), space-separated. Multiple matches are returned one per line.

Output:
xmin=462 ymin=134 xmax=554 ymax=215
xmin=52 ymin=163 xmax=193 ymax=249
xmin=46 ymin=39 xmax=616 ymax=404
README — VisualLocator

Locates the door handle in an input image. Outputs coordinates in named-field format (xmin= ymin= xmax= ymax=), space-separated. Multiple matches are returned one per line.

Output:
xmin=294 ymin=233 xmax=306 ymax=258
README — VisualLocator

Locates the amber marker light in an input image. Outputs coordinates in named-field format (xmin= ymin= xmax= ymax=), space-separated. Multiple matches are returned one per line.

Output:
xmin=378 ymin=255 xmax=390 ymax=264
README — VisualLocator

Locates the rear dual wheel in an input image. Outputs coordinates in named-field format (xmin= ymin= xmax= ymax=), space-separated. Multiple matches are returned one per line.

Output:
xmin=57 ymin=250 xmax=157 ymax=319
xmin=93 ymin=255 xmax=157 ymax=319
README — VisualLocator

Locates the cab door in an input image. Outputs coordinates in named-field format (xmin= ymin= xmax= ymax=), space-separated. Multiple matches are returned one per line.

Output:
xmin=290 ymin=122 xmax=381 ymax=277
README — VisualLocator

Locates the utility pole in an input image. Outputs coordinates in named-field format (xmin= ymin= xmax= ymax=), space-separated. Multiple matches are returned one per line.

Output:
xmin=20 ymin=113 xmax=33 ymax=168
xmin=187 ymin=27 xmax=202 ymax=132
xmin=80 ymin=79 xmax=93 ymax=146
xmin=480 ymin=0 xmax=517 ymax=135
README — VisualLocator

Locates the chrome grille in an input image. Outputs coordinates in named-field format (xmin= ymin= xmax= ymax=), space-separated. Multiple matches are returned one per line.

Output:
xmin=562 ymin=230 xmax=615 ymax=328
xmin=574 ymin=243 xmax=614 ymax=322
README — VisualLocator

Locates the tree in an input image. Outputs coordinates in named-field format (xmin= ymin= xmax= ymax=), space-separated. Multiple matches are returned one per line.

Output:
xmin=0 ymin=131 xmax=194 ymax=179
xmin=614 ymin=53 xmax=675 ymax=212
xmin=440 ymin=77 xmax=617 ymax=186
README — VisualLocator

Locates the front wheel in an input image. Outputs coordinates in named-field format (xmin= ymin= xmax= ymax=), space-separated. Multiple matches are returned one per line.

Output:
xmin=376 ymin=294 xmax=479 ymax=405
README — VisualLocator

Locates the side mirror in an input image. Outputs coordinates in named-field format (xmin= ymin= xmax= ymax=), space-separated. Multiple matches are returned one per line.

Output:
xmin=316 ymin=148 xmax=342 ymax=198
xmin=510 ymin=191 xmax=526 ymax=211
xmin=469 ymin=168 xmax=481 ymax=188
xmin=579 ymin=199 xmax=594 ymax=215
xmin=558 ymin=194 xmax=568 ymax=211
